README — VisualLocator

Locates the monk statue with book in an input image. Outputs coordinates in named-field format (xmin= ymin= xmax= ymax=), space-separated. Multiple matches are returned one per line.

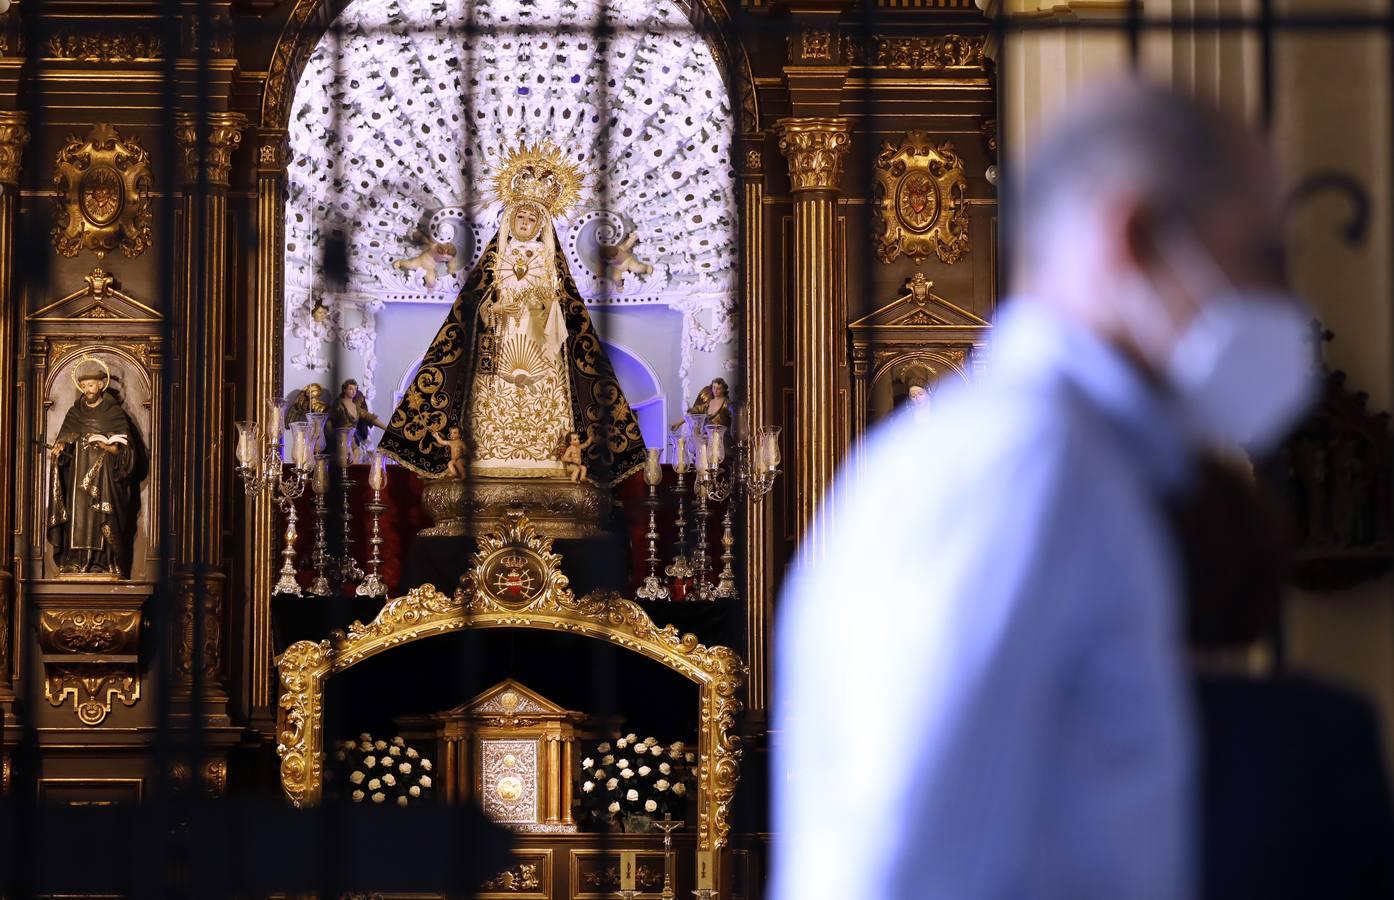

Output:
xmin=46 ymin=356 xmax=142 ymax=577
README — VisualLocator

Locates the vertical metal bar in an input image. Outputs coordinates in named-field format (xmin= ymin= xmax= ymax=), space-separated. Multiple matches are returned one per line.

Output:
xmin=8 ymin=0 xmax=50 ymax=894
xmin=1128 ymin=0 xmax=1143 ymax=70
xmin=992 ymin=0 xmax=1011 ymax=302
xmin=144 ymin=0 xmax=184 ymax=894
xmin=1258 ymin=0 xmax=1275 ymax=133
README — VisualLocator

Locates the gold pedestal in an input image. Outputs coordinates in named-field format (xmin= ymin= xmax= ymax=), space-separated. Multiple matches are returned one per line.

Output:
xmin=419 ymin=476 xmax=613 ymax=540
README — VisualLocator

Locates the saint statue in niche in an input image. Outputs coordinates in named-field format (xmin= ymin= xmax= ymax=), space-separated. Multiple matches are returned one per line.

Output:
xmin=46 ymin=356 xmax=143 ymax=577
xmin=378 ymin=142 xmax=646 ymax=484
xmin=894 ymin=362 xmax=937 ymax=424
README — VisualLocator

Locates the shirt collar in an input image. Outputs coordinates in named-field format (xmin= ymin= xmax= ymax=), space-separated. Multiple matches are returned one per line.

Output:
xmin=991 ymin=298 xmax=1198 ymax=494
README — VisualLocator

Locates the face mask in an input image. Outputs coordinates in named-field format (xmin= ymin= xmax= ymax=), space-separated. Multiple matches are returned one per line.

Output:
xmin=1156 ymin=236 xmax=1316 ymax=452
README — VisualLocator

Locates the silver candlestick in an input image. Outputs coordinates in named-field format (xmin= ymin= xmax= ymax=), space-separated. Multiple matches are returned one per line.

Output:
xmin=308 ymin=455 xmax=335 ymax=597
xmin=338 ymin=433 xmax=364 ymax=585
xmin=690 ymin=472 xmax=714 ymax=601
xmin=356 ymin=452 xmax=389 ymax=598
xmin=636 ymin=450 xmax=670 ymax=600
xmin=665 ymin=463 xmax=693 ymax=580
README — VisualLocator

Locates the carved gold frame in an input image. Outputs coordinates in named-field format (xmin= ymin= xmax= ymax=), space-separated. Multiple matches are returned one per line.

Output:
xmin=276 ymin=516 xmax=745 ymax=852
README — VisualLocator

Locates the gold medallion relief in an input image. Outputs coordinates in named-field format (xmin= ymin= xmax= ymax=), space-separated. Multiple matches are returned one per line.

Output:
xmin=52 ymin=124 xmax=154 ymax=259
xmin=874 ymin=131 xmax=969 ymax=264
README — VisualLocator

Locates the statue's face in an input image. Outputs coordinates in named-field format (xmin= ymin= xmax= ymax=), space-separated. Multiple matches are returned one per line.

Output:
xmin=77 ymin=378 xmax=103 ymax=401
xmin=908 ymin=385 xmax=929 ymax=406
xmin=344 ymin=383 xmax=358 ymax=399
xmin=511 ymin=205 xmax=542 ymax=242
xmin=449 ymin=427 xmax=461 ymax=440
xmin=713 ymin=381 xmax=727 ymax=398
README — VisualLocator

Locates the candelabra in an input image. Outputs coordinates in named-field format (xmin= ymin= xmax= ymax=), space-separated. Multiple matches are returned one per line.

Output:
xmin=356 ymin=451 xmax=390 ymax=597
xmin=676 ymin=420 xmax=781 ymax=602
xmin=235 ymin=398 xmax=314 ymax=597
xmin=636 ymin=449 xmax=670 ymax=600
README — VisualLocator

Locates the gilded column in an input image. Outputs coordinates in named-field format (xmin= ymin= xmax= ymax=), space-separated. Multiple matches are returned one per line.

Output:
xmin=741 ymin=138 xmax=770 ymax=712
xmin=173 ymin=111 xmax=246 ymax=721
xmin=776 ymin=117 xmax=850 ymax=568
xmin=249 ymin=128 xmax=288 ymax=732
xmin=0 ymin=112 xmax=27 ymax=713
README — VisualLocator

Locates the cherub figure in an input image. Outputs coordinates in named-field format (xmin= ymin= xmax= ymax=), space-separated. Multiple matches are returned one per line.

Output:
xmin=431 ymin=426 xmax=470 ymax=480
xmin=392 ymin=240 xmax=461 ymax=289
xmin=558 ymin=431 xmax=588 ymax=483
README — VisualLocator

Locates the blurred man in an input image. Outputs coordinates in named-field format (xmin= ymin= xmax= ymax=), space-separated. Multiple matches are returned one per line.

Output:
xmin=772 ymin=83 xmax=1315 ymax=899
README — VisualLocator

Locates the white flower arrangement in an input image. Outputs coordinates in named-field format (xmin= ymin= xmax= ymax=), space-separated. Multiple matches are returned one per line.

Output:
xmin=577 ymin=732 xmax=698 ymax=831
xmin=325 ymin=734 xmax=435 ymax=807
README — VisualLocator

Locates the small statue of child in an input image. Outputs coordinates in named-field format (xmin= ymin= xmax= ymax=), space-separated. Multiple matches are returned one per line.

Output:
xmin=432 ymin=426 xmax=470 ymax=480
xmin=559 ymin=431 xmax=588 ymax=483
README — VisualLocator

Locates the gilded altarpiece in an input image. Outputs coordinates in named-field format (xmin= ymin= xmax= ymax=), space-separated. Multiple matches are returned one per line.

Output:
xmin=23 ymin=269 xmax=163 ymax=726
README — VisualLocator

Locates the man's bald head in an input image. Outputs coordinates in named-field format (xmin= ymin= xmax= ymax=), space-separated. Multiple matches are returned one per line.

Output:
xmin=1012 ymin=81 xmax=1272 ymax=275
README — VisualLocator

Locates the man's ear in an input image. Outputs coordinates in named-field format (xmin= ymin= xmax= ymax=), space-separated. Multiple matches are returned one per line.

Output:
xmin=1114 ymin=194 xmax=1161 ymax=274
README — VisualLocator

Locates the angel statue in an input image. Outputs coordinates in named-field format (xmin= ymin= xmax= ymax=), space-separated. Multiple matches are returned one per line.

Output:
xmin=378 ymin=141 xmax=646 ymax=485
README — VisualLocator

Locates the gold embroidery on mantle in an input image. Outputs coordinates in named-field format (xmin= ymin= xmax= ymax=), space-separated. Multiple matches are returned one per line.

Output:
xmin=276 ymin=514 xmax=746 ymax=851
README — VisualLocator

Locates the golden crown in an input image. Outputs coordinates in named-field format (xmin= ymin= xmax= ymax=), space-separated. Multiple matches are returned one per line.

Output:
xmin=490 ymin=141 xmax=585 ymax=221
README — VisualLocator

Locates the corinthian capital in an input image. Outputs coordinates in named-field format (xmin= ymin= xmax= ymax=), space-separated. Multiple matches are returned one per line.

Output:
xmin=175 ymin=112 xmax=247 ymax=187
xmin=0 ymin=111 xmax=30 ymax=186
xmin=776 ymin=117 xmax=852 ymax=193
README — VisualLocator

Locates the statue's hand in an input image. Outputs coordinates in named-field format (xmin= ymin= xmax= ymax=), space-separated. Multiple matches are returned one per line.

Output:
xmin=49 ymin=442 xmax=65 ymax=459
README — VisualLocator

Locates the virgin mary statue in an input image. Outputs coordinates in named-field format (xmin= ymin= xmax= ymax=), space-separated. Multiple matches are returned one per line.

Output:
xmin=377 ymin=142 xmax=646 ymax=485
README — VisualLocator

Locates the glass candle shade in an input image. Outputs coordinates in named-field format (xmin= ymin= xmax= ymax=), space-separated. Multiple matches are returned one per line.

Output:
xmin=368 ymin=451 xmax=388 ymax=490
xmin=705 ymin=425 xmax=726 ymax=468
xmin=760 ymin=426 xmax=781 ymax=471
xmin=306 ymin=412 xmax=329 ymax=452
xmin=673 ymin=435 xmax=689 ymax=473
xmin=235 ymin=421 xmax=260 ymax=468
xmin=289 ymin=421 xmax=312 ymax=469
xmin=644 ymin=448 xmax=662 ymax=486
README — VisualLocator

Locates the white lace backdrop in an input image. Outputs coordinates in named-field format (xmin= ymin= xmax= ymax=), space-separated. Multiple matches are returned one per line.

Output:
xmin=283 ymin=0 xmax=739 ymax=452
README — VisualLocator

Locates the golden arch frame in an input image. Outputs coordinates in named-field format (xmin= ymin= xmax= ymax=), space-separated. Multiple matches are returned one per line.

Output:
xmin=249 ymin=0 xmax=767 ymax=730
xmin=276 ymin=574 xmax=746 ymax=851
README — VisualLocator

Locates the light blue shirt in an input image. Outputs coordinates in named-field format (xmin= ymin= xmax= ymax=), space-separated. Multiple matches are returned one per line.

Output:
xmin=772 ymin=300 xmax=1197 ymax=900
